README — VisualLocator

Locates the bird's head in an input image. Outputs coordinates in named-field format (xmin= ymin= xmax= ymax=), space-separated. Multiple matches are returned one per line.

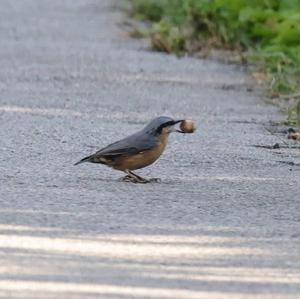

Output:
xmin=144 ymin=116 xmax=184 ymax=136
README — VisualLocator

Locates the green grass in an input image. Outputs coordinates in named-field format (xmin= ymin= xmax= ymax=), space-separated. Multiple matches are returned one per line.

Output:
xmin=129 ymin=0 xmax=300 ymax=125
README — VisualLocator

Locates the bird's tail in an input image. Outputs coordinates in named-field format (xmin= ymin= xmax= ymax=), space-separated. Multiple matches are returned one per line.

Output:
xmin=74 ymin=155 xmax=92 ymax=166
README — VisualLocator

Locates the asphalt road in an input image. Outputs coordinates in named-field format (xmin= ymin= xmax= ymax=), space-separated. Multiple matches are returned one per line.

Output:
xmin=0 ymin=1 xmax=299 ymax=298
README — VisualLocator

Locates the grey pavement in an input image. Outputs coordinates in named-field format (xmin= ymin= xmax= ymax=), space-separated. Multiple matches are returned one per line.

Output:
xmin=0 ymin=0 xmax=300 ymax=298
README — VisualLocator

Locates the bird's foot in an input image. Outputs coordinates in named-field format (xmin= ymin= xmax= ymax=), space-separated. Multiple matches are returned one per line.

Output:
xmin=119 ymin=175 xmax=131 ymax=182
xmin=119 ymin=175 xmax=147 ymax=184
xmin=119 ymin=175 xmax=160 ymax=184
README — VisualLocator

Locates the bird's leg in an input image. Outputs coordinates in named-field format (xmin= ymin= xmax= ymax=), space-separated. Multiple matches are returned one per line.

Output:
xmin=119 ymin=170 xmax=148 ymax=183
xmin=132 ymin=171 xmax=161 ymax=183
xmin=120 ymin=170 xmax=161 ymax=184
xmin=119 ymin=174 xmax=137 ymax=183
xmin=126 ymin=170 xmax=149 ymax=183
xmin=119 ymin=172 xmax=139 ymax=183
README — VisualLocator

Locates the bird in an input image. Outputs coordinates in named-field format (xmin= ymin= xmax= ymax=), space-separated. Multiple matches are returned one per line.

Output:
xmin=74 ymin=116 xmax=188 ymax=183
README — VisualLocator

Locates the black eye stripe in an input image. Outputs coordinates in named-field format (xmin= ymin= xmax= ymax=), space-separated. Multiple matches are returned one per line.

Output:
xmin=156 ymin=121 xmax=175 ymax=134
xmin=161 ymin=121 xmax=175 ymax=128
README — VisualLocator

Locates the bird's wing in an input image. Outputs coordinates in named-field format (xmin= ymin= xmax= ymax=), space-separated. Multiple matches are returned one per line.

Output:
xmin=94 ymin=132 xmax=158 ymax=157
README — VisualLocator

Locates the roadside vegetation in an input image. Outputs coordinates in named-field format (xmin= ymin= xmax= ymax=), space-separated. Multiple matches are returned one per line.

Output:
xmin=129 ymin=0 xmax=300 ymax=125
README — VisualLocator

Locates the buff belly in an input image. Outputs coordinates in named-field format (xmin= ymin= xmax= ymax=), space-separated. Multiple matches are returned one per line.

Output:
xmin=113 ymin=135 xmax=168 ymax=171
xmin=113 ymin=146 xmax=163 ymax=171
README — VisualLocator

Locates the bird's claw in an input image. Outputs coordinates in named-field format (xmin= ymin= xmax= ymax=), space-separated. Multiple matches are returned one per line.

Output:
xmin=119 ymin=175 xmax=161 ymax=184
xmin=119 ymin=175 xmax=139 ymax=183
xmin=119 ymin=175 xmax=146 ymax=183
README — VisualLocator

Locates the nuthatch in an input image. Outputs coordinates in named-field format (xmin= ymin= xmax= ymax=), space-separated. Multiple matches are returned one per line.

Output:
xmin=75 ymin=116 xmax=195 ymax=183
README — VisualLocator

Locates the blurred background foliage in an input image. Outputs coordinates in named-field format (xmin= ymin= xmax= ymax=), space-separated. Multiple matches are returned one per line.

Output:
xmin=129 ymin=0 xmax=300 ymax=125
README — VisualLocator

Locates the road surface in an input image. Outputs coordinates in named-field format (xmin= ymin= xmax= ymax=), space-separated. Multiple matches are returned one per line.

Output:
xmin=0 ymin=1 xmax=299 ymax=298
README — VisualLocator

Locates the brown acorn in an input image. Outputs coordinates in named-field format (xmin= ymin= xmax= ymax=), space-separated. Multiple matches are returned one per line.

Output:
xmin=179 ymin=120 xmax=197 ymax=133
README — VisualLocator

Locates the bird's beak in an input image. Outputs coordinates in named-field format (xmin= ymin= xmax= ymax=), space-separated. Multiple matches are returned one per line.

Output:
xmin=171 ymin=119 xmax=185 ymax=133
xmin=176 ymin=129 xmax=185 ymax=133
